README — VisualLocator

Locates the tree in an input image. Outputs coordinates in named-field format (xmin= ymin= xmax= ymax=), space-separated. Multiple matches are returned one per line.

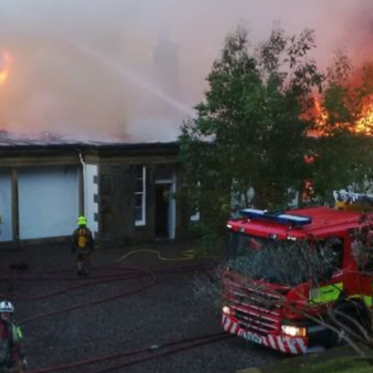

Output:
xmin=311 ymin=52 xmax=373 ymax=200
xmin=179 ymin=27 xmax=324 ymax=238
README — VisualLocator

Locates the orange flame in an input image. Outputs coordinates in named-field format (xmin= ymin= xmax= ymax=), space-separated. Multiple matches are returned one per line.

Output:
xmin=0 ymin=51 xmax=12 ymax=86
xmin=307 ymin=98 xmax=329 ymax=137
xmin=355 ymin=97 xmax=373 ymax=135
xmin=314 ymin=99 xmax=328 ymax=126
xmin=313 ymin=94 xmax=373 ymax=136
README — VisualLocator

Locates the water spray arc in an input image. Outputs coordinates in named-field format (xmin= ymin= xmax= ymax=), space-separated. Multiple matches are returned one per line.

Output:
xmin=68 ymin=38 xmax=194 ymax=117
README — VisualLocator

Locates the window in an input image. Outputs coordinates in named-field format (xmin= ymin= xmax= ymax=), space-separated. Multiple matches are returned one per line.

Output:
xmin=322 ymin=237 xmax=344 ymax=269
xmin=190 ymin=181 xmax=200 ymax=222
xmin=190 ymin=210 xmax=200 ymax=222
xmin=134 ymin=166 xmax=146 ymax=226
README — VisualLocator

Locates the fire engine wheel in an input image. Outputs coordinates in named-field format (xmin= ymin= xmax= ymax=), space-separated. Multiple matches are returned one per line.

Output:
xmin=327 ymin=299 xmax=372 ymax=348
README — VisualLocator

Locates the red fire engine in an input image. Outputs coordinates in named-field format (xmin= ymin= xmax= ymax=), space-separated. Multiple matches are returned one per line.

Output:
xmin=222 ymin=193 xmax=373 ymax=354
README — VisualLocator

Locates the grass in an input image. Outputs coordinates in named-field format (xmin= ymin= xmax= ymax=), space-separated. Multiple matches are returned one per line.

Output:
xmin=279 ymin=357 xmax=373 ymax=373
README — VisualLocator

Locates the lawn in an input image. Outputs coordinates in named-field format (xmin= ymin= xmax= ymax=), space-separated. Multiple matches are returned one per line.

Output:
xmin=283 ymin=357 xmax=373 ymax=373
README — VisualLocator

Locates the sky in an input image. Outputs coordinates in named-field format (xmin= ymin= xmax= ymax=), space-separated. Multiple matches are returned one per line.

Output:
xmin=0 ymin=0 xmax=372 ymax=141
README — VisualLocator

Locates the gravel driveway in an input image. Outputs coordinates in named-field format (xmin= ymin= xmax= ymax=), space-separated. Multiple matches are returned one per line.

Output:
xmin=0 ymin=241 xmax=284 ymax=372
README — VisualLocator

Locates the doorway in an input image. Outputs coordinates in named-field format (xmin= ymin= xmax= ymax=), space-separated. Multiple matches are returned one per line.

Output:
xmin=155 ymin=183 xmax=170 ymax=238
xmin=154 ymin=177 xmax=176 ymax=239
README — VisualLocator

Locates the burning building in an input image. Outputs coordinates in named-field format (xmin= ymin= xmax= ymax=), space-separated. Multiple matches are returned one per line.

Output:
xmin=0 ymin=33 xmax=197 ymax=248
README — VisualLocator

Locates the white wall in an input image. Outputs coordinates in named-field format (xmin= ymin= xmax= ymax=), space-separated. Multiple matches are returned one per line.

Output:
xmin=84 ymin=164 xmax=98 ymax=236
xmin=18 ymin=166 xmax=79 ymax=239
xmin=0 ymin=170 xmax=12 ymax=242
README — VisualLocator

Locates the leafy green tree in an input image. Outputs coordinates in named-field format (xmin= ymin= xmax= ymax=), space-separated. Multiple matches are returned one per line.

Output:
xmin=179 ymin=27 xmax=324 ymax=237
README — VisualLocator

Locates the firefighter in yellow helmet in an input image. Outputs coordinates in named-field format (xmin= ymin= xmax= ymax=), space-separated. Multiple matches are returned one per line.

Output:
xmin=71 ymin=216 xmax=94 ymax=277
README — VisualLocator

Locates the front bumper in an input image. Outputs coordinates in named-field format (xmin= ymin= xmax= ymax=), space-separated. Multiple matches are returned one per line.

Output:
xmin=222 ymin=315 xmax=309 ymax=355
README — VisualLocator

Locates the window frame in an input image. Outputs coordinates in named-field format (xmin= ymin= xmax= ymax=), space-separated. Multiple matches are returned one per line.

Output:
xmin=134 ymin=166 xmax=146 ymax=227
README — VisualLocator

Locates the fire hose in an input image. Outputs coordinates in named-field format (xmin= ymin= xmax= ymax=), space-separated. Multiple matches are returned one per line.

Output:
xmin=0 ymin=264 xmax=212 ymax=303
xmin=0 ymin=263 xmax=216 ymax=371
xmin=26 ymin=332 xmax=232 ymax=373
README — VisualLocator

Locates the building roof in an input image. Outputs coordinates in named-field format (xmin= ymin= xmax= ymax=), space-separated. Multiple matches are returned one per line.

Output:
xmin=0 ymin=130 xmax=179 ymax=151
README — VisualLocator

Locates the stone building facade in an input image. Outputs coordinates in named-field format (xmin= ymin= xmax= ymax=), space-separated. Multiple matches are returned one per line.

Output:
xmin=0 ymin=134 xmax=191 ymax=248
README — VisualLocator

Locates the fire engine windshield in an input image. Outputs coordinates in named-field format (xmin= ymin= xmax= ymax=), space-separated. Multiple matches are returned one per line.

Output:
xmin=226 ymin=232 xmax=267 ymax=258
xmin=226 ymin=231 xmax=337 ymax=286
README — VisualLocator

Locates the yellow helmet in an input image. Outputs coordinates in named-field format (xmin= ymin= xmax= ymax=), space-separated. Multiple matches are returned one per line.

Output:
xmin=77 ymin=216 xmax=87 ymax=226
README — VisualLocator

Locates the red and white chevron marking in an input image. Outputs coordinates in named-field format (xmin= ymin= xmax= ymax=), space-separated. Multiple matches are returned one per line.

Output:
xmin=222 ymin=315 xmax=307 ymax=355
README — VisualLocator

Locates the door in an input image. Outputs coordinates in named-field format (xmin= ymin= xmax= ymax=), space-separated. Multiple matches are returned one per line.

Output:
xmin=155 ymin=183 xmax=171 ymax=239
xmin=18 ymin=166 xmax=79 ymax=239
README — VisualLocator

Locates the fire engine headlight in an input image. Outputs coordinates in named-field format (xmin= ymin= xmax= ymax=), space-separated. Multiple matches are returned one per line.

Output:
xmin=222 ymin=306 xmax=231 ymax=315
xmin=281 ymin=325 xmax=307 ymax=337
xmin=287 ymin=235 xmax=297 ymax=241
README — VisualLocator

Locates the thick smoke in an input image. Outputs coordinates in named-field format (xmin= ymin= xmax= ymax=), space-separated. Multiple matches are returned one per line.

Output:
xmin=0 ymin=0 xmax=372 ymax=141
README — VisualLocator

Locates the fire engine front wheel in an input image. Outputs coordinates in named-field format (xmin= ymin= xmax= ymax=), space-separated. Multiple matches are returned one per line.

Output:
xmin=326 ymin=299 xmax=372 ymax=348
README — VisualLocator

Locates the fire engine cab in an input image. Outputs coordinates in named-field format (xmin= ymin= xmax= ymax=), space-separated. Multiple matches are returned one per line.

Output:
xmin=222 ymin=193 xmax=373 ymax=354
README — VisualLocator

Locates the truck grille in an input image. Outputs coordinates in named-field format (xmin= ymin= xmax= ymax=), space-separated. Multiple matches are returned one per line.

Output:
xmin=225 ymin=277 xmax=288 ymax=336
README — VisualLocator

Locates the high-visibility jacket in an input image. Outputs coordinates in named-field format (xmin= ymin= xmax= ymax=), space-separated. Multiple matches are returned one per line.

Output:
xmin=71 ymin=226 xmax=94 ymax=255
xmin=0 ymin=319 xmax=24 ymax=365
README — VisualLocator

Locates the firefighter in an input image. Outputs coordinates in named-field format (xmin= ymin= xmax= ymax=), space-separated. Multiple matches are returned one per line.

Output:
xmin=0 ymin=301 xmax=26 ymax=373
xmin=71 ymin=216 xmax=94 ymax=277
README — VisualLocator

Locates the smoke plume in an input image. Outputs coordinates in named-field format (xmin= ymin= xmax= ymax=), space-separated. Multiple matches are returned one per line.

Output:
xmin=0 ymin=0 xmax=372 ymax=141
